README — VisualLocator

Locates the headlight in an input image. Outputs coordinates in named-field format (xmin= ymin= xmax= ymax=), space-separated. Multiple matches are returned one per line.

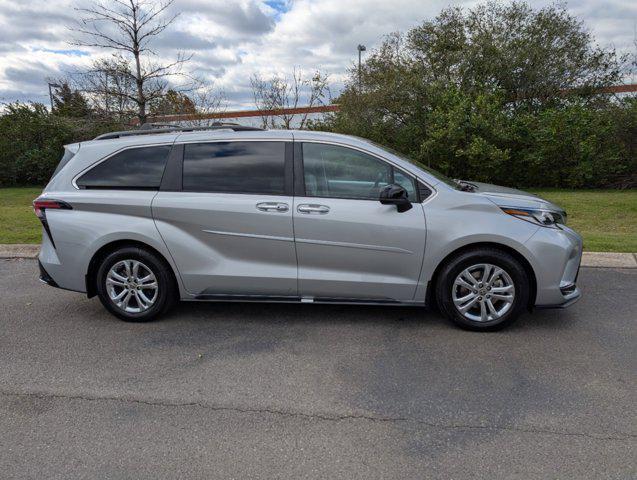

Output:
xmin=501 ymin=207 xmax=566 ymax=228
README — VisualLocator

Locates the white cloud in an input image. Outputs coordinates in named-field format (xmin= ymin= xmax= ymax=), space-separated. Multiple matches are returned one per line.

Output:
xmin=0 ymin=0 xmax=634 ymax=108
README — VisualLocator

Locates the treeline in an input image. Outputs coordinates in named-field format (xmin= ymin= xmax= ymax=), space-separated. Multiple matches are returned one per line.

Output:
xmin=0 ymin=103 xmax=129 ymax=186
xmin=0 ymin=86 xmax=216 ymax=186
xmin=0 ymin=0 xmax=223 ymax=187
xmin=313 ymin=2 xmax=637 ymax=189
xmin=1 ymin=1 xmax=636 ymax=188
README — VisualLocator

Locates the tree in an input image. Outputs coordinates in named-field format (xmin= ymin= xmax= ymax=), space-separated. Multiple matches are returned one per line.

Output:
xmin=69 ymin=54 xmax=138 ymax=120
xmin=51 ymin=82 xmax=91 ymax=118
xmin=331 ymin=1 xmax=625 ymax=142
xmin=147 ymin=83 xmax=226 ymax=122
xmin=404 ymin=1 xmax=623 ymax=107
xmin=0 ymin=102 xmax=129 ymax=186
xmin=0 ymin=103 xmax=74 ymax=186
xmin=171 ymin=81 xmax=227 ymax=127
xmin=150 ymin=89 xmax=196 ymax=116
xmin=315 ymin=1 xmax=632 ymax=188
xmin=71 ymin=0 xmax=191 ymax=123
xmin=251 ymin=68 xmax=331 ymax=129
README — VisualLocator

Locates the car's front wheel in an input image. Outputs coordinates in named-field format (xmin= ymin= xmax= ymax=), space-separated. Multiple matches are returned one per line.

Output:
xmin=96 ymin=246 xmax=176 ymax=322
xmin=435 ymin=248 xmax=530 ymax=331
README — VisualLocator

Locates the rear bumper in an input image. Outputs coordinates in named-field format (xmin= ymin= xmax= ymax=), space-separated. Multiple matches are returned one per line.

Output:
xmin=38 ymin=234 xmax=87 ymax=293
xmin=38 ymin=260 xmax=60 ymax=288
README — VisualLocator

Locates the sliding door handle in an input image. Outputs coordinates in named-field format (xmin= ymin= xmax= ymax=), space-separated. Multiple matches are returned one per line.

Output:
xmin=257 ymin=202 xmax=289 ymax=212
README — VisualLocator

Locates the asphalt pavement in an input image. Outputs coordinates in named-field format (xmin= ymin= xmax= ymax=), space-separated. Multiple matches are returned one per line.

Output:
xmin=0 ymin=258 xmax=635 ymax=479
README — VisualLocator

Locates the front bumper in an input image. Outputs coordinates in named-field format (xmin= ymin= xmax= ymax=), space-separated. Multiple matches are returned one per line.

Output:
xmin=525 ymin=224 xmax=583 ymax=307
xmin=536 ymin=284 xmax=581 ymax=309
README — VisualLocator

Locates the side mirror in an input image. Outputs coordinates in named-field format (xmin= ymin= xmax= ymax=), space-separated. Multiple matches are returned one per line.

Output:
xmin=379 ymin=184 xmax=412 ymax=213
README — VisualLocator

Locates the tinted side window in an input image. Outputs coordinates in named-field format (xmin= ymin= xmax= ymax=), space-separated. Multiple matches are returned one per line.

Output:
xmin=77 ymin=145 xmax=171 ymax=189
xmin=393 ymin=170 xmax=417 ymax=200
xmin=183 ymin=142 xmax=285 ymax=195
xmin=302 ymin=143 xmax=417 ymax=201
xmin=418 ymin=181 xmax=433 ymax=200
xmin=302 ymin=143 xmax=391 ymax=200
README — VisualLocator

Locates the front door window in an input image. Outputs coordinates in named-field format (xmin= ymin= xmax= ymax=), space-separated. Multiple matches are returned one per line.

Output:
xmin=302 ymin=143 xmax=393 ymax=200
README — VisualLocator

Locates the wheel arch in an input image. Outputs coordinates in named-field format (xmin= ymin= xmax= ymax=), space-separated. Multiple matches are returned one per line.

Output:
xmin=85 ymin=239 xmax=179 ymax=299
xmin=425 ymin=242 xmax=537 ymax=311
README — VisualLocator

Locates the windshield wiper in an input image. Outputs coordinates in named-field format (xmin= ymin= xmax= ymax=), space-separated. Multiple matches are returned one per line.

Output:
xmin=454 ymin=179 xmax=477 ymax=192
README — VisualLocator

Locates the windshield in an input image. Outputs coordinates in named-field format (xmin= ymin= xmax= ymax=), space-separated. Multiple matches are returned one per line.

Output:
xmin=364 ymin=140 xmax=460 ymax=189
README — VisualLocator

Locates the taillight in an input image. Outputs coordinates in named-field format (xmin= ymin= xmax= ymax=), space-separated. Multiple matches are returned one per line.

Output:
xmin=33 ymin=198 xmax=72 ymax=218
xmin=32 ymin=198 xmax=72 ymax=248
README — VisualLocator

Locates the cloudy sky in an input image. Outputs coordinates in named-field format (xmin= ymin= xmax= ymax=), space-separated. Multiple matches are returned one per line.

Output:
xmin=0 ymin=0 xmax=635 ymax=110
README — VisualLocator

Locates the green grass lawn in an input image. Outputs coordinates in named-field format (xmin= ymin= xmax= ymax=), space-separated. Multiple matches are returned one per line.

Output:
xmin=530 ymin=189 xmax=637 ymax=253
xmin=0 ymin=187 xmax=43 ymax=244
xmin=1 ymin=186 xmax=635 ymax=252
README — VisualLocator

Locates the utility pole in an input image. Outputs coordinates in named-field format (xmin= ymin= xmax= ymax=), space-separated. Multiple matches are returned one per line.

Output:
xmin=104 ymin=71 xmax=110 ymax=116
xmin=357 ymin=44 xmax=366 ymax=90
xmin=633 ymin=20 xmax=636 ymax=84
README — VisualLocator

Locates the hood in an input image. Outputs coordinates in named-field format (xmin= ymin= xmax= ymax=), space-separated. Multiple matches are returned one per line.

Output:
xmin=464 ymin=181 xmax=565 ymax=213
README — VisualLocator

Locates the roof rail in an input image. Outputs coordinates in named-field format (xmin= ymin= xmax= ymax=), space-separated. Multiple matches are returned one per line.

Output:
xmin=93 ymin=122 xmax=264 ymax=140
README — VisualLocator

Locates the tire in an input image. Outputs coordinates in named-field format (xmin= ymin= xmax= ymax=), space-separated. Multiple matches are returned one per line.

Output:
xmin=435 ymin=248 xmax=530 ymax=331
xmin=95 ymin=246 xmax=176 ymax=322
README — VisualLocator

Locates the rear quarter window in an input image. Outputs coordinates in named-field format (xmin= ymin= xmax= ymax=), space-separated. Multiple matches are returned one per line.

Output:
xmin=76 ymin=145 xmax=172 ymax=189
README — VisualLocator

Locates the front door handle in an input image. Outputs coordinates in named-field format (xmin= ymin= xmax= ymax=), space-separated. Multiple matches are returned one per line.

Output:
xmin=297 ymin=204 xmax=330 ymax=214
xmin=257 ymin=202 xmax=289 ymax=212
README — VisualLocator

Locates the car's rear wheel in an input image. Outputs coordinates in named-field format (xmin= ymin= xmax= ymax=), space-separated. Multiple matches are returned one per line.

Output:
xmin=96 ymin=246 xmax=176 ymax=322
xmin=435 ymin=248 xmax=530 ymax=331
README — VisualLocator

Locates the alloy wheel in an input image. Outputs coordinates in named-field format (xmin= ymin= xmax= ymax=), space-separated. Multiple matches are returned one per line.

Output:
xmin=106 ymin=259 xmax=159 ymax=313
xmin=451 ymin=263 xmax=515 ymax=323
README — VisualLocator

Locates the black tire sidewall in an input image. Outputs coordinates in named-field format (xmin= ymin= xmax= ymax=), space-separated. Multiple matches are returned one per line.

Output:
xmin=436 ymin=249 xmax=529 ymax=331
xmin=96 ymin=247 xmax=174 ymax=322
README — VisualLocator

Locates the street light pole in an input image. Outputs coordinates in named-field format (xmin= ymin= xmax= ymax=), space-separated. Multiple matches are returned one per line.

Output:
xmin=47 ymin=82 xmax=61 ymax=112
xmin=357 ymin=44 xmax=366 ymax=90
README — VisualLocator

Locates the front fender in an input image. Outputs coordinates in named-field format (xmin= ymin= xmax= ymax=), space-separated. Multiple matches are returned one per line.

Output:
xmin=415 ymin=191 xmax=540 ymax=302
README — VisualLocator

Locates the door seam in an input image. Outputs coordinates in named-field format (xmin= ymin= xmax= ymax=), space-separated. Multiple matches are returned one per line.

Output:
xmin=291 ymin=134 xmax=301 ymax=297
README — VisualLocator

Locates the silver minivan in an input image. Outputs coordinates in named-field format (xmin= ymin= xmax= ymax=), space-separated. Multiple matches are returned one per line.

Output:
xmin=35 ymin=125 xmax=582 ymax=330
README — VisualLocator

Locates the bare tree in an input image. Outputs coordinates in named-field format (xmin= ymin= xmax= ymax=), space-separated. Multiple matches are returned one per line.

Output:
xmin=70 ymin=0 xmax=191 ymax=123
xmin=66 ymin=56 xmax=226 ymax=125
xmin=148 ymin=78 xmax=227 ymax=127
xmin=65 ymin=54 xmax=137 ymax=120
xmin=251 ymin=68 xmax=331 ymax=129
xmin=180 ymin=81 xmax=227 ymax=127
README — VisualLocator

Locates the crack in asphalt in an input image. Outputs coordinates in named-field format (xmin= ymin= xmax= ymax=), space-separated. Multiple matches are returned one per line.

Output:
xmin=2 ymin=389 xmax=634 ymax=442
